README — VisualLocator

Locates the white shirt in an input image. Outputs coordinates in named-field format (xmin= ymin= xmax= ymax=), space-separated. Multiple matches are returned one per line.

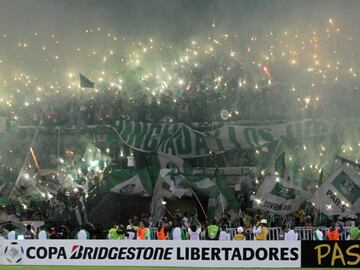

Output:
xmin=7 ymin=230 xmax=16 ymax=240
xmin=188 ymin=227 xmax=201 ymax=240
xmin=76 ymin=229 xmax=90 ymax=240
xmin=314 ymin=229 xmax=323 ymax=240
xmin=253 ymin=226 xmax=262 ymax=234
xmin=38 ymin=230 xmax=48 ymax=240
xmin=126 ymin=231 xmax=135 ymax=240
xmin=172 ymin=227 xmax=183 ymax=240
xmin=219 ymin=231 xmax=230 ymax=241
xmin=284 ymin=230 xmax=298 ymax=240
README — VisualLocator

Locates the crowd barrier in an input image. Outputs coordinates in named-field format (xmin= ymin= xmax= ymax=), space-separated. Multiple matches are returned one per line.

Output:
xmin=149 ymin=227 xmax=353 ymax=240
xmin=0 ymin=239 xmax=358 ymax=268
xmin=235 ymin=226 xmax=352 ymax=240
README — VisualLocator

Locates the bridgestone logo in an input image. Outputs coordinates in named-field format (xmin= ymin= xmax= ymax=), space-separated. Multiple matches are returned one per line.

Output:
xmin=70 ymin=246 xmax=173 ymax=260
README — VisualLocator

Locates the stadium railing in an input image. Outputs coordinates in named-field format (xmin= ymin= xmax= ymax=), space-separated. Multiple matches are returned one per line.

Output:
xmin=226 ymin=226 xmax=352 ymax=240
xmin=149 ymin=227 xmax=352 ymax=240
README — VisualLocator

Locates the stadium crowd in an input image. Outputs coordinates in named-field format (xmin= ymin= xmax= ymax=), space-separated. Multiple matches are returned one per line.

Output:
xmin=3 ymin=69 xmax=360 ymax=131
xmin=1 ymin=210 xmax=359 ymax=241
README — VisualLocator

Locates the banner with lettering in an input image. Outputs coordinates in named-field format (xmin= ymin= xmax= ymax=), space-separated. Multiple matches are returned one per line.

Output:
xmin=110 ymin=119 xmax=358 ymax=157
xmin=310 ymin=165 xmax=360 ymax=215
xmin=0 ymin=240 xmax=301 ymax=268
xmin=255 ymin=173 xmax=312 ymax=215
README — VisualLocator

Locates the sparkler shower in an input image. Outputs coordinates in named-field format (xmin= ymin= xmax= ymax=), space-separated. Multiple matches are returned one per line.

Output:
xmin=0 ymin=0 xmax=360 ymax=226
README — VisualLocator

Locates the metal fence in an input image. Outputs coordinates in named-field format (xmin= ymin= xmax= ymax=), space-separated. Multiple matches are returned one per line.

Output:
xmin=149 ymin=227 xmax=352 ymax=240
xmin=226 ymin=226 xmax=352 ymax=240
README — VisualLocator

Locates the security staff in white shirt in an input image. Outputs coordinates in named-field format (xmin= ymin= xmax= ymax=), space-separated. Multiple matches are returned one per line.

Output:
xmin=76 ymin=226 xmax=90 ymax=240
xmin=219 ymin=224 xmax=230 ymax=241
xmin=284 ymin=226 xmax=298 ymax=240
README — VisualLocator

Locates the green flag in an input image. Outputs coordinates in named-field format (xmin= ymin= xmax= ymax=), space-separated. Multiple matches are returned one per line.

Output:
xmin=270 ymin=182 xmax=299 ymax=200
xmin=80 ymin=73 xmax=94 ymax=88
xmin=151 ymin=154 xmax=240 ymax=221
xmin=214 ymin=169 xmax=240 ymax=211
xmin=101 ymin=169 xmax=148 ymax=196
xmin=331 ymin=171 xmax=360 ymax=204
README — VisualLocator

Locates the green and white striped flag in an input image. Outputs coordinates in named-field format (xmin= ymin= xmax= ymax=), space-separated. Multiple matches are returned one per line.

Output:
xmin=105 ymin=152 xmax=183 ymax=196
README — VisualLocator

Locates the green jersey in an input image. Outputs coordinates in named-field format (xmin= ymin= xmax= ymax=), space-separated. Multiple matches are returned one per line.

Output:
xmin=349 ymin=226 xmax=360 ymax=240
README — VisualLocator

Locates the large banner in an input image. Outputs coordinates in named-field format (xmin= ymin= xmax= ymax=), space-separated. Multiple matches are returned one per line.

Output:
xmin=112 ymin=119 xmax=359 ymax=157
xmin=310 ymin=165 xmax=360 ymax=215
xmin=0 ymin=240 xmax=301 ymax=268
xmin=255 ymin=173 xmax=311 ymax=215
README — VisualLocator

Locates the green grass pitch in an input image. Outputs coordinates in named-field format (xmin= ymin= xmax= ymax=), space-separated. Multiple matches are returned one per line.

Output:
xmin=0 ymin=267 xmax=355 ymax=270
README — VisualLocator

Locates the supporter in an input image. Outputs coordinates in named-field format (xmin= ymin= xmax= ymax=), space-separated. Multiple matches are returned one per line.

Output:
xmin=253 ymin=219 xmax=268 ymax=240
xmin=244 ymin=225 xmax=253 ymax=240
xmin=326 ymin=221 xmax=342 ymax=241
xmin=233 ymin=226 xmax=246 ymax=240
xmin=127 ymin=219 xmax=137 ymax=239
xmin=284 ymin=225 xmax=298 ymax=240
xmin=57 ymin=225 xmax=70 ymax=239
xmin=126 ymin=225 xmax=135 ymax=240
xmin=188 ymin=222 xmax=201 ymax=240
xmin=156 ymin=221 xmax=166 ymax=240
xmin=7 ymin=226 xmax=19 ymax=240
xmin=219 ymin=224 xmax=230 ymax=240
xmin=48 ymin=227 xmax=57 ymax=239
xmin=37 ymin=226 xmax=49 ymax=240
xmin=136 ymin=221 xmax=148 ymax=240
xmin=171 ymin=221 xmax=185 ymax=240
xmin=182 ymin=212 xmax=189 ymax=230
xmin=23 ymin=224 xmax=35 ymax=239
xmin=76 ymin=225 xmax=90 ymax=240
xmin=205 ymin=219 xmax=220 ymax=240
xmin=348 ymin=223 xmax=360 ymax=240
xmin=312 ymin=227 xmax=324 ymax=240
xmin=108 ymin=222 xmax=120 ymax=240
xmin=166 ymin=220 xmax=174 ymax=240
xmin=307 ymin=220 xmax=324 ymax=241
xmin=116 ymin=224 xmax=128 ymax=240
xmin=146 ymin=222 xmax=155 ymax=240
xmin=2 ymin=213 xmax=359 ymax=241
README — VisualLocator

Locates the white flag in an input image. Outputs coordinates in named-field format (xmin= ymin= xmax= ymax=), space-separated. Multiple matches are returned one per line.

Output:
xmin=111 ymin=175 xmax=148 ymax=196
xmin=310 ymin=165 xmax=360 ymax=215
xmin=255 ymin=168 xmax=311 ymax=215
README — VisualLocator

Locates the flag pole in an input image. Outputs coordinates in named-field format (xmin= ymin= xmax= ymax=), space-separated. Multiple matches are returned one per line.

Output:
xmin=10 ymin=128 xmax=40 ymax=197
xmin=213 ymin=167 xmax=225 ymax=214
xmin=191 ymin=190 xmax=208 ymax=219
xmin=57 ymin=127 xmax=61 ymax=160
xmin=182 ymin=171 xmax=212 ymax=219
